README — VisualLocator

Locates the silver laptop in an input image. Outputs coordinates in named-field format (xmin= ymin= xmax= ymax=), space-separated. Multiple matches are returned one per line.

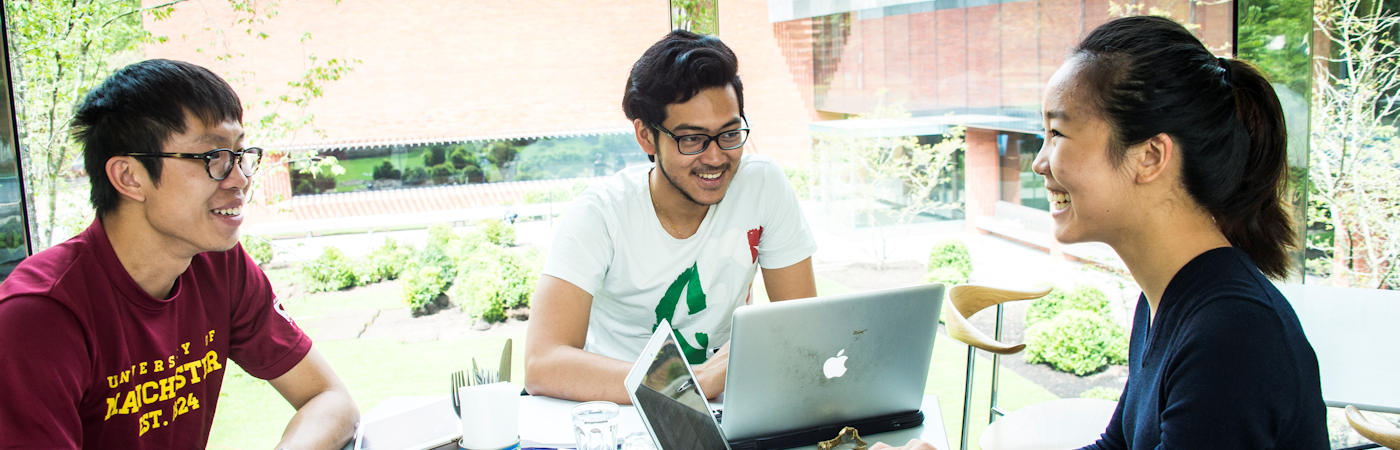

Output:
xmin=720 ymin=283 xmax=944 ymax=441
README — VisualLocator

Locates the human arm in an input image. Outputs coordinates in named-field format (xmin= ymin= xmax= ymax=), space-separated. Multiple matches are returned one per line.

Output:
xmin=524 ymin=275 xmax=638 ymax=404
xmin=761 ymin=257 xmax=816 ymax=302
xmin=0 ymin=297 xmax=86 ymax=448
xmin=268 ymin=347 xmax=358 ymax=450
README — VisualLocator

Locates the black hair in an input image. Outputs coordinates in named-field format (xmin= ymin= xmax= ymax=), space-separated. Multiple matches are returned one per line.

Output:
xmin=72 ymin=59 xmax=243 ymax=217
xmin=622 ymin=30 xmax=744 ymax=162
xmin=1072 ymin=16 xmax=1294 ymax=278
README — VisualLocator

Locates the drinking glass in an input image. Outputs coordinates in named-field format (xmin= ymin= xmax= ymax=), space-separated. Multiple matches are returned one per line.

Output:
xmin=572 ymin=401 xmax=619 ymax=450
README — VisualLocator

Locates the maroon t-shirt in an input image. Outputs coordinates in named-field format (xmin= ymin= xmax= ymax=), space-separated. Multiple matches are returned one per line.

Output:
xmin=0 ymin=219 xmax=311 ymax=448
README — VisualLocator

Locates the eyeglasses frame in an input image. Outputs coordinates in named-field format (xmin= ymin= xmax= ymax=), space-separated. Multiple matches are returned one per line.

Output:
xmin=118 ymin=147 xmax=264 ymax=181
xmin=650 ymin=121 xmax=751 ymax=156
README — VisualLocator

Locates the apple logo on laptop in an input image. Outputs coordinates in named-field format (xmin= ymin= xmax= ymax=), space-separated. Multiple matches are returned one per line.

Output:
xmin=823 ymin=349 xmax=849 ymax=379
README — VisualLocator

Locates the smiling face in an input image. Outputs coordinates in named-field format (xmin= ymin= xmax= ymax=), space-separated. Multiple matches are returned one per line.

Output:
xmin=1032 ymin=57 xmax=1140 ymax=246
xmin=139 ymin=110 xmax=250 ymax=257
xmin=643 ymin=85 xmax=745 ymax=209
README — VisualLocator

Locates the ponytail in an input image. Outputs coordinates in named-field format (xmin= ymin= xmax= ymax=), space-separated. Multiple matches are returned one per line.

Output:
xmin=1214 ymin=59 xmax=1295 ymax=279
xmin=1073 ymin=16 xmax=1296 ymax=279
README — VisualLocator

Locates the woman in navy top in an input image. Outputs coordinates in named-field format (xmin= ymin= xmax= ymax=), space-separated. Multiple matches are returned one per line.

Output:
xmin=876 ymin=16 xmax=1328 ymax=450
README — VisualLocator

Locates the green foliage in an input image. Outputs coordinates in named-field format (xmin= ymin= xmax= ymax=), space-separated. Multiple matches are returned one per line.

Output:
xmin=429 ymin=164 xmax=454 ymax=184
xmin=1023 ymin=285 xmax=1127 ymax=376
xmin=372 ymin=161 xmax=402 ymax=180
xmin=401 ymin=264 xmax=450 ymax=316
xmin=424 ymin=146 xmax=448 ymax=167
xmin=671 ymin=0 xmax=718 ymax=35
xmin=1025 ymin=285 xmax=1113 ymax=327
xmin=447 ymin=245 xmax=542 ymax=322
xmin=300 ymin=246 xmax=359 ymax=292
xmin=1237 ymin=0 xmax=1311 ymax=94
xmin=240 ymin=234 xmax=274 ymax=267
xmin=7 ymin=0 xmax=147 ymax=247
xmin=357 ymin=237 xmax=412 ymax=283
xmin=477 ymin=218 xmax=515 ymax=247
xmin=485 ymin=142 xmax=518 ymax=168
xmin=404 ymin=167 xmax=429 ymax=185
xmin=1024 ymin=310 xmax=1128 ymax=376
xmin=514 ymin=135 xmax=631 ymax=181
xmin=784 ymin=166 xmax=811 ymax=200
xmin=1080 ymin=386 xmax=1123 ymax=402
xmin=926 ymin=239 xmax=972 ymax=285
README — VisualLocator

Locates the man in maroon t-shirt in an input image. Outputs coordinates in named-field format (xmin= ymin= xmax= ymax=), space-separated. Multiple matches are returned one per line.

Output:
xmin=0 ymin=59 xmax=358 ymax=448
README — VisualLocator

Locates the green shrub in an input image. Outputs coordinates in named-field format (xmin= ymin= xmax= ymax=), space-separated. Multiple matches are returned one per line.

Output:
xmin=300 ymin=247 xmax=359 ymax=292
xmin=1025 ymin=285 xmax=1113 ymax=327
xmin=402 ymin=264 xmax=450 ymax=315
xmin=357 ymin=238 xmax=413 ymax=283
xmin=478 ymin=218 xmax=515 ymax=247
xmin=372 ymin=161 xmax=402 ymax=180
xmin=1024 ymin=310 xmax=1128 ymax=376
xmin=447 ymin=245 xmax=541 ymax=322
xmin=240 ymin=234 xmax=274 ymax=267
xmin=1080 ymin=386 xmax=1123 ymax=402
xmin=450 ymin=269 xmax=508 ymax=323
xmin=926 ymin=239 xmax=972 ymax=285
xmin=404 ymin=167 xmax=429 ymax=185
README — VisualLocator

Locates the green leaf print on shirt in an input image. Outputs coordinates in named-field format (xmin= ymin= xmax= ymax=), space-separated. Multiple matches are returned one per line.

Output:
xmin=654 ymin=262 xmax=710 ymax=364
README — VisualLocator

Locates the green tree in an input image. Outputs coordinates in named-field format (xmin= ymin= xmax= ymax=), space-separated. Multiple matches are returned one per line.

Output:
xmin=5 ymin=0 xmax=152 ymax=247
xmin=5 ymin=0 xmax=356 ymax=248
xmin=670 ymin=0 xmax=717 ymax=35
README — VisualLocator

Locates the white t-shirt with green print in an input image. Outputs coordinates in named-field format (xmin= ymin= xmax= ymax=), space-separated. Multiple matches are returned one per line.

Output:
xmin=542 ymin=153 xmax=817 ymax=365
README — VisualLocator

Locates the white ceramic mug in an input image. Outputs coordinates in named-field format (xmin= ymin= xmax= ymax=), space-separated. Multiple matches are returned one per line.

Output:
xmin=458 ymin=382 xmax=519 ymax=450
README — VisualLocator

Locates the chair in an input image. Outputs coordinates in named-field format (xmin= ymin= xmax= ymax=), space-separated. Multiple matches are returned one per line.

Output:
xmin=943 ymin=284 xmax=1119 ymax=450
xmin=1347 ymin=406 xmax=1400 ymax=449
xmin=1277 ymin=284 xmax=1400 ymax=450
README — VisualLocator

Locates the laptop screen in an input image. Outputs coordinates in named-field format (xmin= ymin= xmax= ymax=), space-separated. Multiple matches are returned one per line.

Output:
xmin=625 ymin=320 xmax=730 ymax=450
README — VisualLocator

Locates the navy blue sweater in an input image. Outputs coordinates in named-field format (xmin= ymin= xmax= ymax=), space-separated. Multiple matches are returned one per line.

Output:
xmin=1083 ymin=247 xmax=1328 ymax=449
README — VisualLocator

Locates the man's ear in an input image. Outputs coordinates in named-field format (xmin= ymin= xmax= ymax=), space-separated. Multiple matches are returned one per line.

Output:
xmin=1134 ymin=132 xmax=1174 ymax=184
xmin=106 ymin=156 xmax=148 ymax=203
xmin=633 ymin=118 xmax=657 ymax=159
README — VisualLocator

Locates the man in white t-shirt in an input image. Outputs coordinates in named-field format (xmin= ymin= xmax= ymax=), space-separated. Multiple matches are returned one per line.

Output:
xmin=524 ymin=30 xmax=818 ymax=404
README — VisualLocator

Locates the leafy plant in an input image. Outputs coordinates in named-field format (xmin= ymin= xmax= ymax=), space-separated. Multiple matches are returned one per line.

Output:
xmin=1024 ymin=310 xmax=1129 ymax=376
xmin=926 ymin=239 xmax=972 ymax=285
xmin=401 ymin=264 xmax=450 ymax=316
xmin=477 ymin=218 xmax=515 ymax=247
xmin=300 ymin=246 xmax=359 ymax=292
xmin=239 ymin=234 xmax=274 ymax=267
xmin=1025 ymin=285 xmax=1113 ymax=327
xmin=372 ymin=161 xmax=402 ymax=180
xmin=357 ymin=237 xmax=412 ymax=283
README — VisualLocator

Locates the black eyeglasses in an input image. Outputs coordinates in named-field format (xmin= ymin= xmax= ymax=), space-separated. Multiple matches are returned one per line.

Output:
xmin=119 ymin=148 xmax=263 ymax=181
xmin=651 ymin=123 xmax=751 ymax=155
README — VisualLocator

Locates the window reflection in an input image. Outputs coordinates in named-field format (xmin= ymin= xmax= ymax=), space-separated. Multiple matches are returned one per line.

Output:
xmin=0 ymin=19 xmax=30 ymax=279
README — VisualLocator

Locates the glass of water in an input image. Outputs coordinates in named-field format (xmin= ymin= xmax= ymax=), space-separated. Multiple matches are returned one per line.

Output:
xmin=572 ymin=401 xmax=619 ymax=450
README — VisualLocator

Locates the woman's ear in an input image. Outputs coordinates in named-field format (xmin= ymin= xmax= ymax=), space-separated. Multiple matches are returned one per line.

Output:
xmin=1134 ymin=132 xmax=1175 ymax=184
xmin=633 ymin=118 xmax=657 ymax=159
xmin=106 ymin=156 xmax=148 ymax=203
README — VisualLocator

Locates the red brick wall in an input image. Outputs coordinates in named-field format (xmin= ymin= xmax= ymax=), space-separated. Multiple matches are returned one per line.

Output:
xmin=779 ymin=0 xmax=1235 ymax=115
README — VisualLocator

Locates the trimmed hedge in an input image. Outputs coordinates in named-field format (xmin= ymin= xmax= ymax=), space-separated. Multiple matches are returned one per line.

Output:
xmin=1023 ymin=285 xmax=1128 ymax=376
xmin=926 ymin=239 xmax=972 ymax=285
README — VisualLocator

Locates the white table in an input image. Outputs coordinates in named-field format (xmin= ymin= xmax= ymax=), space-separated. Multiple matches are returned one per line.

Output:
xmin=977 ymin=398 xmax=1116 ymax=450
xmin=353 ymin=394 xmax=949 ymax=450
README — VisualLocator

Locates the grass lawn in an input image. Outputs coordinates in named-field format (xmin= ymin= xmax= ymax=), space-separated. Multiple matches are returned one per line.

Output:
xmin=326 ymin=148 xmax=431 ymax=191
xmin=209 ymin=275 xmax=1058 ymax=449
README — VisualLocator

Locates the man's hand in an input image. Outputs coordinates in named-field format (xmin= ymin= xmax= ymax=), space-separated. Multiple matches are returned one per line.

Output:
xmin=871 ymin=439 xmax=939 ymax=450
xmin=693 ymin=342 xmax=730 ymax=399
